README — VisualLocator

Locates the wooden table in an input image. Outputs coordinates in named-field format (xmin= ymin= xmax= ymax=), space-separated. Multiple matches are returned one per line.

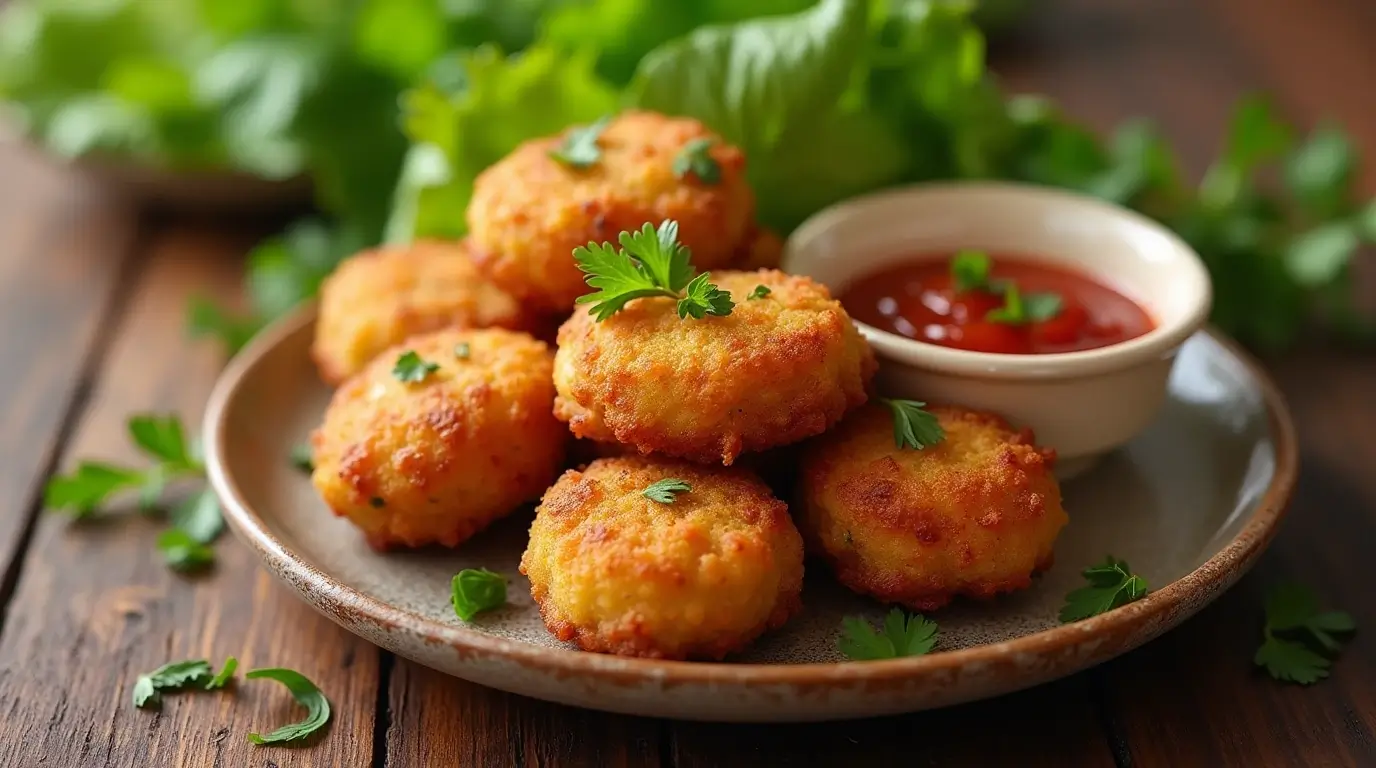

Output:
xmin=1 ymin=0 xmax=1373 ymax=765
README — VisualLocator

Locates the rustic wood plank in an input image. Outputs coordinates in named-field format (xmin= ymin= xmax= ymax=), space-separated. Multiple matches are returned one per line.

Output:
xmin=670 ymin=676 xmax=1115 ymax=768
xmin=0 ymin=144 xmax=137 ymax=601
xmin=386 ymin=658 xmax=664 ymax=767
xmin=0 ymin=227 xmax=380 ymax=767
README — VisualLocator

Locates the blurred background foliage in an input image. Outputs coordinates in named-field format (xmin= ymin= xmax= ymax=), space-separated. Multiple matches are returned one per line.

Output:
xmin=1 ymin=0 xmax=1371 ymax=351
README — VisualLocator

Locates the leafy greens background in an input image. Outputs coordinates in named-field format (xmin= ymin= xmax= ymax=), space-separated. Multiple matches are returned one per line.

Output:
xmin=1 ymin=0 xmax=1371 ymax=350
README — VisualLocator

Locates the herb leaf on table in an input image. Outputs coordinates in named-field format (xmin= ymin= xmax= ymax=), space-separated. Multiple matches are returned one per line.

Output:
xmin=1255 ymin=583 xmax=1355 ymax=684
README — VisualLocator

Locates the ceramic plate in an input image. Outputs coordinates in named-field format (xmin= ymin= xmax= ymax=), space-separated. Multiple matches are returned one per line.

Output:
xmin=204 ymin=307 xmax=1296 ymax=722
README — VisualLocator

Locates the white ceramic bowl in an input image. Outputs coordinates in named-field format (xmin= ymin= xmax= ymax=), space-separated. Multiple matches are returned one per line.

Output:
xmin=783 ymin=182 xmax=1213 ymax=477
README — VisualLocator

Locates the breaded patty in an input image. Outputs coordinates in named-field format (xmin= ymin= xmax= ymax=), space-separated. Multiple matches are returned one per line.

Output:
xmin=311 ymin=328 xmax=566 ymax=550
xmin=521 ymin=456 xmax=804 ymax=660
xmin=467 ymin=111 xmax=754 ymax=313
xmin=554 ymin=269 xmax=876 ymax=465
xmin=798 ymin=404 xmax=1068 ymax=611
xmin=312 ymin=240 xmax=528 ymax=385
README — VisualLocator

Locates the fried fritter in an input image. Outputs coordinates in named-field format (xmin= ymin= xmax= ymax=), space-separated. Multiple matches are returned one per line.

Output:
xmin=467 ymin=111 xmax=754 ymax=313
xmin=554 ymin=269 xmax=876 ymax=465
xmin=312 ymin=240 xmax=528 ymax=385
xmin=797 ymin=404 xmax=1067 ymax=611
xmin=311 ymin=328 xmax=566 ymax=550
xmin=521 ymin=456 xmax=804 ymax=660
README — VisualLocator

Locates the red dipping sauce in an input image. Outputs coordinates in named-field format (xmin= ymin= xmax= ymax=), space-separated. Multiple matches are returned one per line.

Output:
xmin=840 ymin=254 xmax=1154 ymax=355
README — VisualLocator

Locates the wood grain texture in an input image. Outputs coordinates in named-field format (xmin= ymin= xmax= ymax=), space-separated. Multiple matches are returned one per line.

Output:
xmin=385 ymin=658 xmax=664 ymax=768
xmin=669 ymin=676 xmax=1116 ymax=767
xmin=0 ymin=145 xmax=137 ymax=600
xmin=0 ymin=228 xmax=380 ymax=768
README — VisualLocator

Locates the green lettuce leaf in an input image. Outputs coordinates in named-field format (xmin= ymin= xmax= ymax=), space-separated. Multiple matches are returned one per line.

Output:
xmin=385 ymin=44 xmax=619 ymax=243
xmin=629 ymin=0 xmax=914 ymax=232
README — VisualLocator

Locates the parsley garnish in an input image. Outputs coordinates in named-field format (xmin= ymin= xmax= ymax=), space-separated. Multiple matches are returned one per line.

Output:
xmin=454 ymin=342 xmax=471 ymax=360
xmin=132 ymin=659 xmax=214 ymax=708
xmin=205 ymin=657 xmax=238 ymax=690
xmin=46 ymin=414 xmax=204 ymax=517
xmin=451 ymin=568 xmax=507 ymax=621
xmin=1254 ymin=583 xmax=1355 ymax=685
xmin=985 ymin=282 xmax=1062 ymax=325
xmin=673 ymin=137 xmax=721 ymax=184
xmin=880 ymin=399 xmax=944 ymax=450
xmin=839 ymin=609 xmax=939 ymax=661
xmin=245 ymin=668 xmax=332 ymax=745
xmin=291 ymin=443 xmax=314 ymax=473
xmin=748 ymin=284 xmax=772 ymax=300
xmin=642 ymin=478 xmax=691 ymax=503
xmin=157 ymin=529 xmax=216 ymax=572
xmin=951 ymin=249 xmax=992 ymax=292
xmin=133 ymin=660 xmax=212 ymax=708
xmin=574 ymin=220 xmax=735 ymax=321
xmin=1059 ymin=556 xmax=1149 ymax=622
xmin=549 ymin=115 xmax=610 ymax=168
xmin=392 ymin=351 xmax=439 ymax=383
xmin=44 ymin=414 xmax=224 ymax=572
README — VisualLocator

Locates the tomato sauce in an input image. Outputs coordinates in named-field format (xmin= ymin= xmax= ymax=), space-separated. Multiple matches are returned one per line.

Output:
xmin=840 ymin=254 xmax=1154 ymax=355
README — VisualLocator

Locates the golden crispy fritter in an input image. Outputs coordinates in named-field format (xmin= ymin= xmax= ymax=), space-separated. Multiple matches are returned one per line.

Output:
xmin=554 ymin=269 xmax=875 ymax=465
xmin=521 ymin=456 xmax=804 ymax=660
xmin=312 ymin=240 xmax=529 ymax=385
xmin=731 ymin=226 xmax=784 ymax=270
xmin=467 ymin=111 xmax=754 ymax=313
xmin=311 ymin=328 xmax=566 ymax=550
xmin=798 ymin=404 xmax=1067 ymax=611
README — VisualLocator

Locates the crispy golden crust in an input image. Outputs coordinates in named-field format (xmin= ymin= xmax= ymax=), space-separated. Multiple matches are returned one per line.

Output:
xmin=798 ymin=404 xmax=1067 ymax=611
xmin=520 ymin=456 xmax=804 ymax=660
xmin=553 ymin=270 xmax=876 ymax=465
xmin=311 ymin=328 xmax=567 ymax=550
xmin=311 ymin=240 xmax=529 ymax=385
xmin=467 ymin=111 xmax=754 ymax=313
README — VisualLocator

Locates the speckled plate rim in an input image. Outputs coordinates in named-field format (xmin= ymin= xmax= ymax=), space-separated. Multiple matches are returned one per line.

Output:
xmin=204 ymin=303 xmax=1298 ymax=690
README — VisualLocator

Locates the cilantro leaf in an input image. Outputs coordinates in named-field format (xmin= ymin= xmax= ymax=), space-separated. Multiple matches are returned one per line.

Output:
xmin=392 ymin=351 xmax=439 ymax=383
xmin=1256 ymin=583 xmax=1355 ymax=680
xmin=839 ymin=609 xmax=939 ymax=661
xmin=451 ymin=569 xmax=507 ymax=622
xmin=642 ymin=478 xmax=691 ymax=504
xmin=574 ymin=220 xmax=732 ymax=321
xmin=1255 ymin=634 xmax=1332 ymax=685
xmin=291 ymin=443 xmax=314 ymax=473
xmin=881 ymin=399 xmax=945 ymax=450
xmin=985 ymin=282 xmax=1025 ymax=324
xmin=169 ymin=489 xmax=224 ymax=545
xmin=673 ymin=137 xmax=721 ymax=184
xmin=1023 ymin=292 xmax=1064 ymax=322
xmin=549 ymin=115 xmax=610 ymax=168
xmin=748 ymin=285 xmax=772 ymax=300
xmin=245 ymin=668 xmax=331 ymax=745
xmin=677 ymin=273 xmax=736 ymax=319
xmin=45 ymin=462 xmax=146 ymax=518
xmin=128 ymin=414 xmax=198 ymax=469
xmin=951 ymin=250 xmax=991 ymax=292
xmin=838 ymin=616 xmax=895 ymax=660
xmin=1285 ymin=123 xmax=1354 ymax=218
xmin=132 ymin=659 xmax=214 ymax=708
xmin=1059 ymin=556 xmax=1149 ymax=622
xmin=205 ymin=657 xmax=238 ymax=690
xmin=157 ymin=529 xmax=215 ymax=572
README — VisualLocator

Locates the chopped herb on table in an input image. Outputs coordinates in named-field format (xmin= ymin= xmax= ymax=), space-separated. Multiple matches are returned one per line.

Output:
xmin=1254 ymin=583 xmax=1355 ymax=685
xmin=244 ymin=668 xmax=332 ymax=745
